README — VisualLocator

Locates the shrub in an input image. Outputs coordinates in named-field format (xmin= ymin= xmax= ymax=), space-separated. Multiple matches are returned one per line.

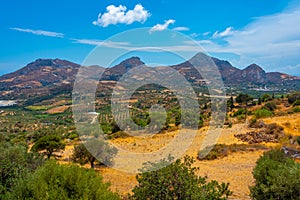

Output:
xmin=254 ymin=108 xmax=273 ymax=118
xmin=0 ymin=143 xmax=44 ymax=197
xmin=264 ymin=123 xmax=283 ymax=135
xmin=248 ymin=118 xmax=265 ymax=128
xmin=288 ymin=92 xmax=300 ymax=104
xmin=250 ymin=149 xmax=300 ymax=200
xmin=5 ymin=161 xmax=120 ymax=200
xmin=261 ymin=94 xmax=272 ymax=102
xmin=293 ymin=107 xmax=300 ymax=113
xmin=237 ymin=114 xmax=246 ymax=120
xmin=262 ymin=101 xmax=277 ymax=111
xmin=130 ymin=155 xmax=232 ymax=200
xmin=68 ymin=133 xmax=78 ymax=140
xmin=233 ymin=108 xmax=249 ymax=117
xmin=296 ymin=136 xmax=300 ymax=146
xmin=236 ymin=94 xmax=253 ymax=104
xmin=249 ymin=118 xmax=257 ymax=128
xmin=293 ymin=99 xmax=300 ymax=107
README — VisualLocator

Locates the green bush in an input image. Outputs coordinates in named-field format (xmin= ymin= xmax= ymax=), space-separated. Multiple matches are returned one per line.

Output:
xmin=293 ymin=99 xmax=300 ymax=107
xmin=233 ymin=108 xmax=249 ymax=117
xmin=130 ymin=155 xmax=232 ymax=200
xmin=68 ymin=133 xmax=79 ymax=140
xmin=254 ymin=108 xmax=273 ymax=118
xmin=250 ymin=149 xmax=300 ymax=200
xmin=237 ymin=114 xmax=246 ymax=120
xmin=296 ymin=136 xmax=300 ymax=146
xmin=262 ymin=101 xmax=277 ymax=111
xmin=0 ymin=143 xmax=44 ymax=197
xmin=293 ymin=107 xmax=300 ymax=113
xmin=249 ymin=117 xmax=257 ymax=128
xmin=5 ymin=161 xmax=120 ymax=200
xmin=288 ymin=92 xmax=300 ymax=104
xmin=236 ymin=94 xmax=253 ymax=104
xmin=261 ymin=94 xmax=272 ymax=102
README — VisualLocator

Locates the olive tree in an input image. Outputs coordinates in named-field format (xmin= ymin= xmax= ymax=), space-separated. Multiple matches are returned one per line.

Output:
xmin=72 ymin=139 xmax=117 ymax=168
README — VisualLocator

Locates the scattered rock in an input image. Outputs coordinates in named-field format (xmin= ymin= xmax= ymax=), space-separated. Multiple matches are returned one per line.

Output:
xmin=235 ymin=123 xmax=285 ymax=144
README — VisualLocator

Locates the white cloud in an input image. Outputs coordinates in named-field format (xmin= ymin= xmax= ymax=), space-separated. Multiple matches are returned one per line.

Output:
xmin=190 ymin=33 xmax=200 ymax=38
xmin=93 ymin=4 xmax=150 ymax=27
xmin=11 ymin=27 xmax=64 ymax=38
xmin=173 ymin=26 xmax=189 ymax=31
xmin=212 ymin=27 xmax=234 ymax=38
xmin=73 ymin=38 xmax=203 ymax=52
xmin=196 ymin=4 xmax=300 ymax=75
xmin=73 ymin=39 xmax=130 ymax=48
xmin=202 ymin=32 xmax=211 ymax=36
xmin=190 ymin=32 xmax=211 ymax=38
xmin=150 ymin=19 xmax=175 ymax=33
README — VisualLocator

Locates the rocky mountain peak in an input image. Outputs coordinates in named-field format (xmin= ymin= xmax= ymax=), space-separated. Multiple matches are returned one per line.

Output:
xmin=118 ymin=57 xmax=145 ymax=69
xmin=244 ymin=64 xmax=264 ymax=72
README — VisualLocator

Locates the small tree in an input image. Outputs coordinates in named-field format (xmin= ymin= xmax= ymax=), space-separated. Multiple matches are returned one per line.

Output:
xmin=258 ymin=97 xmax=261 ymax=105
xmin=72 ymin=139 xmax=117 ymax=168
xmin=130 ymin=155 xmax=232 ymax=200
xmin=31 ymin=135 xmax=65 ymax=159
xmin=227 ymin=96 xmax=235 ymax=111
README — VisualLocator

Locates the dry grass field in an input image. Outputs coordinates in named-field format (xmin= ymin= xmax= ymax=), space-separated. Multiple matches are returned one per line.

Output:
xmin=59 ymin=112 xmax=299 ymax=199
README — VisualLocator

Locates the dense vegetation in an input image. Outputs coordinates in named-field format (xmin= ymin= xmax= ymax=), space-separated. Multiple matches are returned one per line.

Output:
xmin=250 ymin=149 xmax=300 ymax=200
xmin=0 ymin=142 xmax=44 ymax=197
xmin=4 ymin=161 xmax=120 ymax=200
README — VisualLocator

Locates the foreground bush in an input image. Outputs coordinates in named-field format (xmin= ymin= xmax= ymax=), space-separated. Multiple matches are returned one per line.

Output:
xmin=5 ymin=161 xmax=120 ymax=200
xmin=250 ymin=149 xmax=300 ymax=200
xmin=130 ymin=155 xmax=232 ymax=200
xmin=0 ymin=143 xmax=44 ymax=197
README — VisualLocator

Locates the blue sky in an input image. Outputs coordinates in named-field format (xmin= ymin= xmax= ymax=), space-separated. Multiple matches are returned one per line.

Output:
xmin=1 ymin=0 xmax=300 ymax=75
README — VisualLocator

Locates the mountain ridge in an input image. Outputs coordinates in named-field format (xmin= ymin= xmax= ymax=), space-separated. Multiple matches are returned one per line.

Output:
xmin=0 ymin=54 xmax=299 ymax=102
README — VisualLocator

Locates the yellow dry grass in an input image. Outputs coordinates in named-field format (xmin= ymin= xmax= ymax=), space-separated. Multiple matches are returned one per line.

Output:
xmin=46 ymin=105 xmax=69 ymax=114
xmin=59 ymin=113 xmax=299 ymax=199
xmin=263 ymin=113 xmax=300 ymax=136
xmin=98 ymin=123 xmax=265 ymax=199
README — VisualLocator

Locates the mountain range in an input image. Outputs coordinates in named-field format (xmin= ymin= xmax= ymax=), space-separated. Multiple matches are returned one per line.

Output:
xmin=0 ymin=53 xmax=299 ymax=103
